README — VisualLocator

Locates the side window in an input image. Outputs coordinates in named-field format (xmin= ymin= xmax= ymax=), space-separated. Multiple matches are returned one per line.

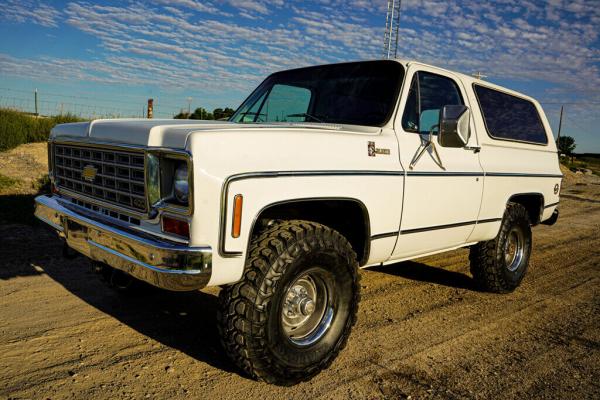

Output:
xmin=474 ymin=85 xmax=548 ymax=144
xmin=401 ymin=71 xmax=463 ymax=134
xmin=401 ymin=75 xmax=419 ymax=131
xmin=263 ymin=84 xmax=312 ymax=122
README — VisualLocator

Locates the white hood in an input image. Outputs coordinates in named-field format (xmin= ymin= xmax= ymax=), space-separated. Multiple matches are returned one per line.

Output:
xmin=50 ymin=118 xmax=381 ymax=149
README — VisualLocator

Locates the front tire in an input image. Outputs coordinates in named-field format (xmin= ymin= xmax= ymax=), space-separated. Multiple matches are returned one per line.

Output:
xmin=217 ymin=220 xmax=360 ymax=386
xmin=470 ymin=202 xmax=532 ymax=293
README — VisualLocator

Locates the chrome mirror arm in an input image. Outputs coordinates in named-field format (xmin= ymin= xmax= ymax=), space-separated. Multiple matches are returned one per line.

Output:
xmin=409 ymin=124 xmax=445 ymax=170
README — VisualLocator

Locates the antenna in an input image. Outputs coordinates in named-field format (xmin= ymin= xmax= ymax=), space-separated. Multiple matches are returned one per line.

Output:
xmin=383 ymin=0 xmax=402 ymax=59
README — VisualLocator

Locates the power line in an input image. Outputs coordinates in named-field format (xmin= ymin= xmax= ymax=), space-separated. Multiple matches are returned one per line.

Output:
xmin=563 ymin=114 xmax=595 ymax=136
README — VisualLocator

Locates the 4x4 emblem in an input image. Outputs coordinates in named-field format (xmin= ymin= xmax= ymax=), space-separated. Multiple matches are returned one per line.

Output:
xmin=82 ymin=165 xmax=97 ymax=182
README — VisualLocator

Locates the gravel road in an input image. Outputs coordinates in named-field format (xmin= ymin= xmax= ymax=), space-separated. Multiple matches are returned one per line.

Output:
xmin=1 ymin=144 xmax=599 ymax=399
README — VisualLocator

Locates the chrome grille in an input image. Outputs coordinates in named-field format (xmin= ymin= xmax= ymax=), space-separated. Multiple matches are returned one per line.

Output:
xmin=54 ymin=144 xmax=147 ymax=212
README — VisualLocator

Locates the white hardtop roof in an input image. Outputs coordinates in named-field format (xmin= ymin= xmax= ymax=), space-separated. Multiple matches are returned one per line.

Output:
xmin=390 ymin=58 xmax=538 ymax=104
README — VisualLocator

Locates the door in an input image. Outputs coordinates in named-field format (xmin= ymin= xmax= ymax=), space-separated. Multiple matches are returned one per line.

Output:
xmin=391 ymin=65 xmax=484 ymax=259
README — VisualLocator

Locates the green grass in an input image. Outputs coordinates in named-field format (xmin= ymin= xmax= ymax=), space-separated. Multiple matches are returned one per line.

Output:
xmin=0 ymin=108 xmax=85 ymax=151
xmin=0 ymin=173 xmax=20 ymax=190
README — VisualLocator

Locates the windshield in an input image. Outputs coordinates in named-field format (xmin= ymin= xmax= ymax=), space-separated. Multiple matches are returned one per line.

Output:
xmin=230 ymin=60 xmax=404 ymax=127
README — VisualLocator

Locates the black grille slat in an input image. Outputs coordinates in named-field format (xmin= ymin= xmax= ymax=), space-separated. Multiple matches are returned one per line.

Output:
xmin=54 ymin=144 xmax=147 ymax=212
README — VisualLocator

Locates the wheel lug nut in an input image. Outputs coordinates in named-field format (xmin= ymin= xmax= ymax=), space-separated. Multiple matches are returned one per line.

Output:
xmin=301 ymin=299 xmax=315 ymax=316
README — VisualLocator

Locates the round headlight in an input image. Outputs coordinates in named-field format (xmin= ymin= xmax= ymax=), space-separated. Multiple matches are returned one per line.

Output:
xmin=173 ymin=163 xmax=189 ymax=204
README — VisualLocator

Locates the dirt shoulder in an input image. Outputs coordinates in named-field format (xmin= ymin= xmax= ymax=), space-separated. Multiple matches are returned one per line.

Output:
xmin=0 ymin=142 xmax=48 ymax=195
xmin=1 ymin=144 xmax=599 ymax=399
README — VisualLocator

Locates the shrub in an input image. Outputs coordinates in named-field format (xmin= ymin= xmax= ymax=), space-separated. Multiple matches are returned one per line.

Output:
xmin=0 ymin=108 xmax=84 ymax=151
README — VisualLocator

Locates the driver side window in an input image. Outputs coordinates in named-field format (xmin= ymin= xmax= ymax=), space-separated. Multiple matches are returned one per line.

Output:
xmin=401 ymin=71 xmax=463 ymax=134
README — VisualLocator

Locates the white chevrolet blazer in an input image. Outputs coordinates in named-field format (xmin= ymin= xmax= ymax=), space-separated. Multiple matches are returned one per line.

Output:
xmin=35 ymin=59 xmax=561 ymax=385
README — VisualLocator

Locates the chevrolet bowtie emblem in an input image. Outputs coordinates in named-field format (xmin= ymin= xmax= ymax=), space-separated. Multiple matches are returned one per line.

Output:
xmin=82 ymin=165 xmax=97 ymax=182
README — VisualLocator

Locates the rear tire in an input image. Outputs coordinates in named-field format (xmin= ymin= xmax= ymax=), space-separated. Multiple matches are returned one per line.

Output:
xmin=217 ymin=220 xmax=360 ymax=386
xmin=470 ymin=202 xmax=532 ymax=293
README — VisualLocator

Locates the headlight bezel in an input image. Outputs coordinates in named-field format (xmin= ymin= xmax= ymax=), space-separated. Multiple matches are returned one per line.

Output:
xmin=145 ymin=150 xmax=193 ymax=216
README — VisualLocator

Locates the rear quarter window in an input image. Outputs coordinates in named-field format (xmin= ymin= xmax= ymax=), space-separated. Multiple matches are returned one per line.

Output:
xmin=473 ymin=85 xmax=548 ymax=145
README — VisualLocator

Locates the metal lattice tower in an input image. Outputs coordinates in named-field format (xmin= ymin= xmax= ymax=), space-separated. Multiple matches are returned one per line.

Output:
xmin=383 ymin=0 xmax=401 ymax=59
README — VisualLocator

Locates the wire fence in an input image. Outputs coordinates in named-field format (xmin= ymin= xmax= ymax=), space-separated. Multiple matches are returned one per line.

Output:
xmin=0 ymin=87 xmax=186 ymax=119
xmin=1 ymin=87 xmax=596 ymax=151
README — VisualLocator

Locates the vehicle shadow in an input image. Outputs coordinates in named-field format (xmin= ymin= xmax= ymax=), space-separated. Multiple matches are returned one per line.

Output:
xmin=369 ymin=259 xmax=481 ymax=292
xmin=3 ymin=224 xmax=241 ymax=376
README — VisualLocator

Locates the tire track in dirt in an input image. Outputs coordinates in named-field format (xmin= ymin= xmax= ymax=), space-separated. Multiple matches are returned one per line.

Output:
xmin=1 ymin=167 xmax=599 ymax=399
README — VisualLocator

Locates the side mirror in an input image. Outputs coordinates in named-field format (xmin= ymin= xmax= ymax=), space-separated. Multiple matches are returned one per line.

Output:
xmin=439 ymin=105 xmax=470 ymax=147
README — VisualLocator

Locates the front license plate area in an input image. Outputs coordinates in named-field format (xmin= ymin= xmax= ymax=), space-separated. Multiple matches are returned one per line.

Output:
xmin=65 ymin=218 xmax=90 ymax=253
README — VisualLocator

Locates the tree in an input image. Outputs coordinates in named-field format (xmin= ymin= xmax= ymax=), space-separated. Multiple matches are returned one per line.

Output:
xmin=557 ymin=136 xmax=576 ymax=155
xmin=190 ymin=107 xmax=213 ymax=120
xmin=212 ymin=108 xmax=225 ymax=120
xmin=173 ymin=111 xmax=190 ymax=119
xmin=213 ymin=107 xmax=235 ymax=120
xmin=174 ymin=106 xmax=234 ymax=120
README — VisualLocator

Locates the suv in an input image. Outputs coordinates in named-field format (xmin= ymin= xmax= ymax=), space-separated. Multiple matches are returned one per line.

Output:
xmin=35 ymin=59 xmax=561 ymax=385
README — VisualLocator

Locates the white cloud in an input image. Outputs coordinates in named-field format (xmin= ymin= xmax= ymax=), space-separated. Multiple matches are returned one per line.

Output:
xmin=0 ymin=0 xmax=598 ymax=126
xmin=1 ymin=0 xmax=60 ymax=27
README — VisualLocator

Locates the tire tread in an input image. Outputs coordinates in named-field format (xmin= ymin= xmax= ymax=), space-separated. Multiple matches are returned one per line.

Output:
xmin=470 ymin=202 xmax=531 ymax=293
xmin=217 ymin=220 xmax=360 ymax=385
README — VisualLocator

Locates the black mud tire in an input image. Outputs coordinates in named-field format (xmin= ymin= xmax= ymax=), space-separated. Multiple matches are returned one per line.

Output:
xmin=217 ymin=220 xmax=360 ymax=386
xmin=470 ymin=202 xmax=532 ymax=293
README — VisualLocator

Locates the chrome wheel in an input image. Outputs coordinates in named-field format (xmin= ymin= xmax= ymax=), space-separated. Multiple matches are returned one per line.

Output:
xmin=504 ymin=227 xmax=525 ymax=272
xmin=281 ymin=268 xmax=334 ymax=347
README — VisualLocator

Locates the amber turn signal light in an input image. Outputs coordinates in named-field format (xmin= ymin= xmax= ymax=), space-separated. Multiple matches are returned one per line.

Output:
xmin=162 ymin=216 xmax=190 ymax=239
xmin=232 ymin=194 xmax=243 ymax=238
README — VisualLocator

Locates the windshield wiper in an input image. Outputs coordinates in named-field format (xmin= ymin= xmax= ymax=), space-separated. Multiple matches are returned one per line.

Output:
xmin=238 ymin=111 xmax=266 ymax=122
xmin=286 ymin=113 xmax=325 ymax=123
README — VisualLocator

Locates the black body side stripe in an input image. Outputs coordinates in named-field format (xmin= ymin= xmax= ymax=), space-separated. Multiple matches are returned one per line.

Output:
xmin=544 ymin=201 xmax=560 ymax=209
xmin=401 ymin=220 xmax=476 ymax=235
xmin=406 ymin=171 xmax=483 ymax=177
xmin=370 ymin=218 xmax=502 ymax=239
xmin=476 ymin=218 xmax=504 ymax=224
xmin=220 ymin=169 xmax=559 ymax=256
xmin=370 ymin=232 xmax=398 ymax=240
xmin=486 ymin=172 xmax=563 ymax=178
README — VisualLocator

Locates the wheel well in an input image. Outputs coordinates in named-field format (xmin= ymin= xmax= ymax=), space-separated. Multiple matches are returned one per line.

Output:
xmin=251 ymin=199 xmax=370 ymax=265
xmin=508 ymin=193 xmax=544 ymax=225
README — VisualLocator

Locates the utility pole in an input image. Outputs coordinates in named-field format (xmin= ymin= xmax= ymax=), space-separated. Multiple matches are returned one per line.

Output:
xmin=557 ymin=105 xmax=564 ymax=143
xmin=556 ymin=105 xmax=564 ymax=156
xmin=186 ymin=97 xmax=192 ymax=115
xmin=34 ymin=88 xmax=38 ymax=116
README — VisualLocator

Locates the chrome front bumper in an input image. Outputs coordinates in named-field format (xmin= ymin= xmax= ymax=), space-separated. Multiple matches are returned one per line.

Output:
xmin=34 ymin=195 xmax=212 ymax=291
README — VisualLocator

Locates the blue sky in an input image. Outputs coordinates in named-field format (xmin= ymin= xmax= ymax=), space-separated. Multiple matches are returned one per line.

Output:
xmin=0 ymin=0 xmax=599 ymax=152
